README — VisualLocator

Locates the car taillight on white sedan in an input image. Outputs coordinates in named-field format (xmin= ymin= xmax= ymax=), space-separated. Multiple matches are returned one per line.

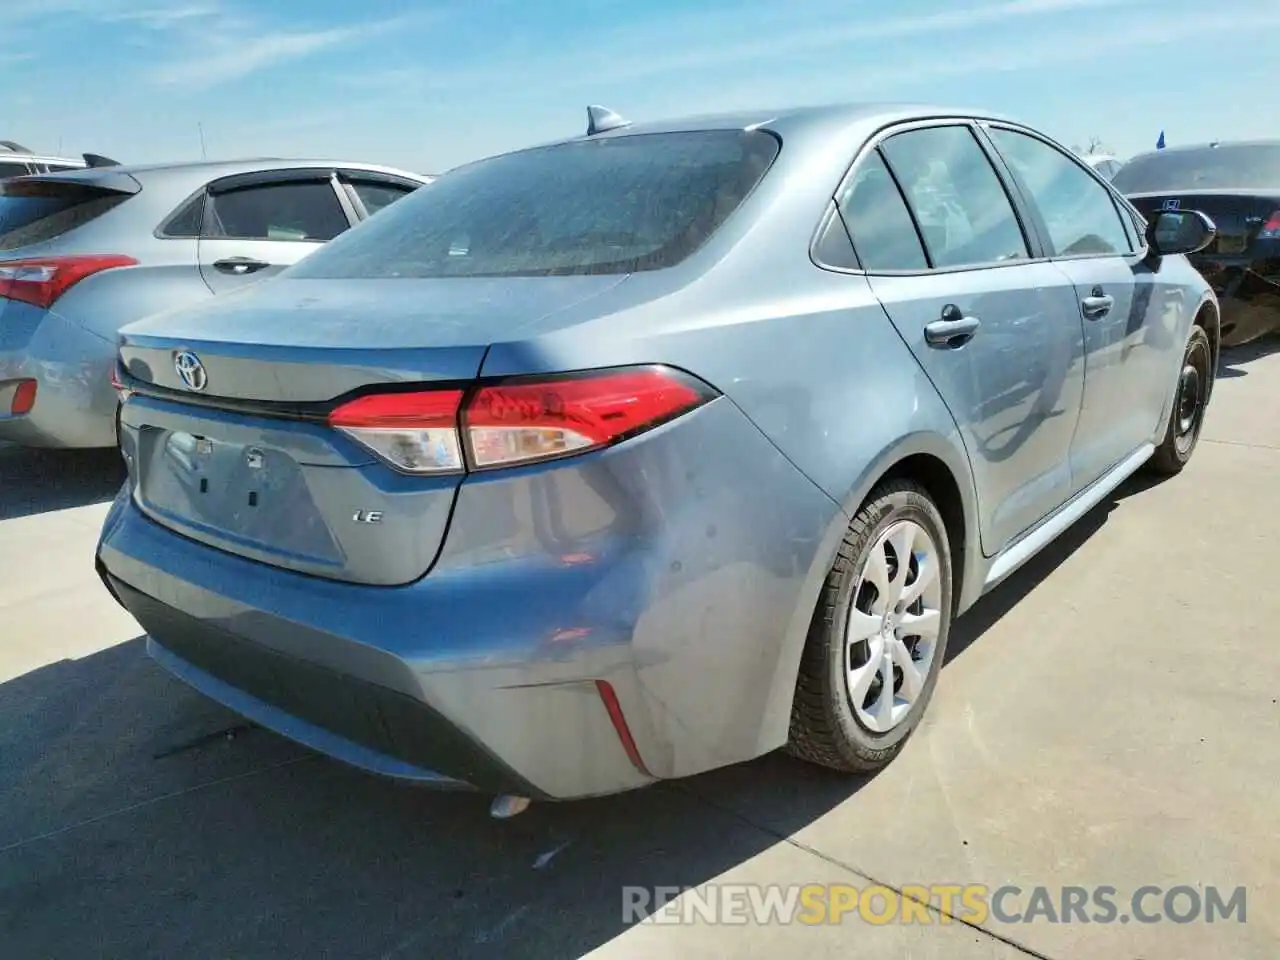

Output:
xmin=0 ymin=254 xmax=138 ymax=308
xmin=326 ymin=365 xmax=718 ymax=474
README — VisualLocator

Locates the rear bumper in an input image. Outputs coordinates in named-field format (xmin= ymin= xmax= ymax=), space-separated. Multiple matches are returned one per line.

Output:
xmin=97 ymin=502 xmax=643 ymax=800
xmin=0 ymin=305 xmax=118 ymax=448
xmin=95 ymin=398 xmax=843 ymax=799
xmin=1191 ymin=260 xmax=1280 ymax=347
xmin=110 ymin=572 xmax=508 ymax=793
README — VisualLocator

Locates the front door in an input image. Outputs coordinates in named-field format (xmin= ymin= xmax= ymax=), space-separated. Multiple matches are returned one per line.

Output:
xmin=839 ymin=123 xmax=1087 ymax=556
xmin=198 ymin=172 xmax=355 ymax=295
xmin=983 ymin=125 xmax=1169 ymax=489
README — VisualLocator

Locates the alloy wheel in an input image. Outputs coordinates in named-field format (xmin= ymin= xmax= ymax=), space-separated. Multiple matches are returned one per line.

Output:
xmin=844 ymin=519 xmax=943 ymax=734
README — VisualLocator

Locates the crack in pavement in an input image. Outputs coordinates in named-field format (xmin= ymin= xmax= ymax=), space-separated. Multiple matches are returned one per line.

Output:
xmin=671 ymin=783 xmax=1061 ymax=960
xmin=0 ymin=755 xmax=314 ymax=856
xmin=1201 ymin=437 xmax=1280 ymax=451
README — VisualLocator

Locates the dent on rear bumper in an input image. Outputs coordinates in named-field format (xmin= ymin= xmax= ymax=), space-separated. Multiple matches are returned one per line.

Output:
xmin=96 ymin=398 xmax=844 ymax=799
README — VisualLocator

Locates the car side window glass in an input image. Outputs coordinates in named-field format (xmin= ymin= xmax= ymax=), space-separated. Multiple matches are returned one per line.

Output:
xmin=205 ymin=181 xmax=349 ymax=242
xmin=879 ymin=126 xmax=1030 ymax=269
xmin=1115 ymin=198 xmax=1140 ymax=249
xmin=988 ymin=128 xmax=1133 ymax=257
xmin=160 ymin=193 xmax=205 ymax=238
xmin=812 ymin=203 xmax=860 ymax=269
xmin=0 ymin=161 xmax=29 ymax=178
xmin=352 ymin=181 xmax=415 ymax=216
xmin=837 ymin=150 xmax=928 ymax=271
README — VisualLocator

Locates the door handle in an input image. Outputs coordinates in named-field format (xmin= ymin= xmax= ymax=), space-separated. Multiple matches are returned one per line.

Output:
xmin=1081 ymin=287 xmax=1114 ymax=320
xmin=924 ymin=306 xmax=981 ymax=348
xmin=212 ymin=257 xmax=270 ymax=276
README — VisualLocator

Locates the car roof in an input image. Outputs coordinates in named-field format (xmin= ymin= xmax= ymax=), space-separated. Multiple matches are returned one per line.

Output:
xmin=1125 ymin=138 xmax=1280 ymax=164
xmin=0 ymin=150 xmax=86 ymax=166
xmin=594 ymin=101 xmax=1008 ymax=135
xmin=462 ymin=102 xmax=1014 ymax=170
xmin=29 ymin=158 xmax=433 ymax=185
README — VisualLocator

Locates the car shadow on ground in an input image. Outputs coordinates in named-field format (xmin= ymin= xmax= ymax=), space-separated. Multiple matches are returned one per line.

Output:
xmin=1218 ymin=335 xmax=1280 ymax=379
xmin=0 ymin=442 xmax=124 ymax=522
xmin=0 ymin=472 xmax=1156 ymax=960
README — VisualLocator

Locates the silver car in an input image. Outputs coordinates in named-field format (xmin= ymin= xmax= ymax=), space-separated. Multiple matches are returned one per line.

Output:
xmin=1083 ymin=153 xmax=1124 ymax=180
xmin=0 ymin=159 xmax=432 ymax=448
xmin=0 ymin=139 xmax=102 ymax=179
xmin=97 ymin=103 xmax=1218 ymax=810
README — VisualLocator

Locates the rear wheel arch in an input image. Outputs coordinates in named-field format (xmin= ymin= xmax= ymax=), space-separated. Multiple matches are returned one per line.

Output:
xmin=806 ymin=439 xmax=977 ymax=658
xmin=877 ymin=453 xmax=969 ymax=613
xmin=1194 ymin=298 xmax=1219 ymax=392
xmin=762 ymin=434 xmax=979 ymax=754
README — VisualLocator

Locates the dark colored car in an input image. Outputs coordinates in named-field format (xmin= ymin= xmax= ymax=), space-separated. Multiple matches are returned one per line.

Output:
xmin=1114 ymin=141 xmax=1280 ymax=345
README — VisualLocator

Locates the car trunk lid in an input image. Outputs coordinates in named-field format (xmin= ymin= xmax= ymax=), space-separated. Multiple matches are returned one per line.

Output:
xmin=1127 ymin=190 xmax=1280 ymax=256
xmin=117 ymin=275 xmax=627 ymax=585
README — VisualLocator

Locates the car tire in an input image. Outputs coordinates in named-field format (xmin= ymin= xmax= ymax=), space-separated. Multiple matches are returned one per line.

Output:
xmin=787 ymin=479 xmax=954 ymax=774
xmin=1146 ymin=324 xmax=1212 ymax=476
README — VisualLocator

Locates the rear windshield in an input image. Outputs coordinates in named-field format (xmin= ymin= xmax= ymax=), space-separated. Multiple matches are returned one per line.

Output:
xmin=1112 ymin=144 xmax=1280 ymax=193
xmin=0 ymin=179 xmax=130 ymax=252
xmin=287 ymin=129 xmax=780 ymax=279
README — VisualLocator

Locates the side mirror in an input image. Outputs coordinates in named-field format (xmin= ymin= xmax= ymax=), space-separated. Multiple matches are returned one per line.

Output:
xmin=1146 ymin=209 xmax=1216 ymax=257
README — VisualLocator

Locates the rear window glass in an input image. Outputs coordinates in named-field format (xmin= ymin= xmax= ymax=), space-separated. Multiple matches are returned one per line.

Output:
xmin=1112 ymin=144 xmax=1280 ymax=193
xmin=287 ymin=130 xmax=781 ymax=279
xmin=0 ymin=180 xmax=129 ymax=251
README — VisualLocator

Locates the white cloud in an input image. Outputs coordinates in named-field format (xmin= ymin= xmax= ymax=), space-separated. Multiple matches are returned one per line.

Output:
xmin=146 ymin=12 xmax=421 ymax=89
xmin=103 ymin=5 xmax=220 ymax=28
xmin=347 ymin=0 xmax=1144 ymax=97
xmin=149 ymin=25 xmax=364 ymax=87
xmin=845 ymin=4 xmax=1280 ymax=93
xmin=678 ymin=0 xmax=1280 ymax=119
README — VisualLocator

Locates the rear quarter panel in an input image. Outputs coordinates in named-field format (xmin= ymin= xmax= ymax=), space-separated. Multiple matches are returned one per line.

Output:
xmin=1149 ymin=254 xmax=1221 ymax=434
xmin=51 ymin=250 xmax=210 ymax=344
xmin=10 ymin=169 xmax=217 ymax=346
xmin=478 ymin=115 xmax=981 ymax=754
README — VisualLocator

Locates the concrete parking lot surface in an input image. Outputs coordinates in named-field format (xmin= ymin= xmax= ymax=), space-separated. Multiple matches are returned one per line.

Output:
xmin=2 ymin=340 xmax=1278 ymax=959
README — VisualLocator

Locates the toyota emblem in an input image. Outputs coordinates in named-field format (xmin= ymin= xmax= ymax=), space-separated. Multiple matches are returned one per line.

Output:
xmin=174 ymin=351 xmax=208 ymax=392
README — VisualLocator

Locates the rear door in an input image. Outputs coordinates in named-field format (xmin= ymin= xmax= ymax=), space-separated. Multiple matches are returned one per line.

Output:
xmin=197 ymin=168 xmax=357 ymax=294
xmin=841 ymin=121 xmax=1087 ymax=556
xmin=983 ymin=124 xmax=1167 ymax=490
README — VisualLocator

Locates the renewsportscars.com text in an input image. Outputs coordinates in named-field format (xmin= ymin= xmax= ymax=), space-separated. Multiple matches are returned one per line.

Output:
xmin=622 ymin=883 xmax=1247 ymax=926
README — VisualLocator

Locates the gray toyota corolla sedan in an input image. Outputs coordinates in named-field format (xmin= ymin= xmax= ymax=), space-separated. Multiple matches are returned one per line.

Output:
xmin=96 ymin=103 xmax=1218 ymax=812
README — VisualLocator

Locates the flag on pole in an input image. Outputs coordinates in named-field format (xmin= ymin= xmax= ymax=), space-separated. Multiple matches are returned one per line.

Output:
xmin=1156 ymin=130 xmax=1166 ymax=150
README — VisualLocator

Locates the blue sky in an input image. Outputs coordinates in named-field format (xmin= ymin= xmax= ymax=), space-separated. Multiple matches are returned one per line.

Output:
xmin=3 ymin=0 xmax=1277 ymax=174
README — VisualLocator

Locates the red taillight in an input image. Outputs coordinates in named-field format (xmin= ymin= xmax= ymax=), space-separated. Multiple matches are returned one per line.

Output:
xmin=325 ymin=366 xmax=715 ymax=474
xmin=1257 ymin=211 xmax=1280 ymax=240
xmin=329 ymin=388 xmax=467 ymax=474
xmin=0 ymin=254 xmax=138 ymax=309
xmin=9 ymin=379 xmax=37 ymax=416
xmin=464 ymin=367 xmax=711 ymax=468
